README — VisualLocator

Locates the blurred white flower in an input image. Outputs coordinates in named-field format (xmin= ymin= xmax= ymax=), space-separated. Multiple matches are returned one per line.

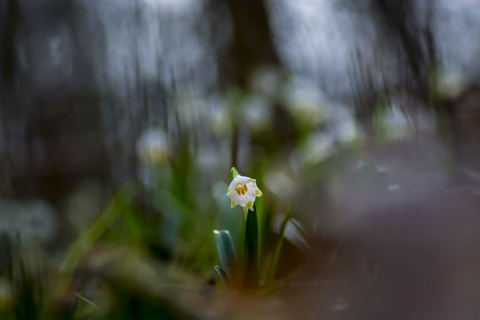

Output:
xmin=207 ymin=104 xmax=232 ymax=136
xmin=283 ymin=77 xmax=325 ymax=127
xmin=330 ymin=104 xmax=357 ymax=143
xmin=65 ymin=180 xmax=107 ymax=234
xmin=21 ymin=200 xmax=58 ymax=243
xmin=250 ymin=66 xmax=281 ymax=97
xmin=136 ymin=128 xmax=170 ymax=165
xmin=383 ymin=105 xmax=410 ymax=139
xmin=265 ymin=171 xmax=297 ymax=199
xmin=436 ymin=69 xmax=465 ymax=99
xmin=299 ymin=131 xmax=335 ymax=165
xmin=0 ymin=199 xmax=58 ymax=243
xmin=226 ymin=175 xmax=262 ymax=211
xmin=242 ymin=94 xmax=272 ymax=131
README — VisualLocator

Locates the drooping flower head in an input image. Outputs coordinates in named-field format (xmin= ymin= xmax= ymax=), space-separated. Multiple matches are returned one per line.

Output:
xmin=226 ymin=171 xmax=262 ymax=211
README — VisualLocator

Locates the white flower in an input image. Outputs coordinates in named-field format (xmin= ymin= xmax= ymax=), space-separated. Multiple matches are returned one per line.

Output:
xmin=226 ymin=175 xmax=262 ymax=211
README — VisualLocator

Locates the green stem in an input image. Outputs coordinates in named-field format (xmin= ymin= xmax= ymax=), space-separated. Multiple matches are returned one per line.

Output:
xmin=243 ymin=207 xmax=259 ymax=290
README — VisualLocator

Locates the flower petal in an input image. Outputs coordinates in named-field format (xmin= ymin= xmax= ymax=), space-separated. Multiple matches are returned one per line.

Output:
xmin=226 ymin=173 xmax=262 ymax=210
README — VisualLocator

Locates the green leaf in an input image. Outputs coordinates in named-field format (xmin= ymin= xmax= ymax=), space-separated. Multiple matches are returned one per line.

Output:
xmin=214 ymin=266 xmax=232 ymax=289
xmin=243 ymin=207 xmax=259 ymax=290
xmin=213 ymin=230 xmax=239 ymax=288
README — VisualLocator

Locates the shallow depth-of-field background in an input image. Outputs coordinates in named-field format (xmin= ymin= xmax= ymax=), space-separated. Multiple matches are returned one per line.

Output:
xmin=2 ymin=0 xmax=480 ymax=319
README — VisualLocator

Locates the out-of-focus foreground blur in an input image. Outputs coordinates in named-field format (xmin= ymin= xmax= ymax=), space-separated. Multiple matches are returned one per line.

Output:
xmin=2 ymin=0 xmax=480 ymax=318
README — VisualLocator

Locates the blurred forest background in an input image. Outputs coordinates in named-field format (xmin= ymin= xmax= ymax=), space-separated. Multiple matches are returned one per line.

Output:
xmin=2 ymin=0 xmax=480 ymax=318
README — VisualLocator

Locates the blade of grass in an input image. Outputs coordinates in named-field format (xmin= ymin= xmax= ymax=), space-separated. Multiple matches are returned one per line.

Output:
xmin=62 ymin=186 xmax=136 ymax=274
xmin=266 ymin=206 xmax=291 ymax=285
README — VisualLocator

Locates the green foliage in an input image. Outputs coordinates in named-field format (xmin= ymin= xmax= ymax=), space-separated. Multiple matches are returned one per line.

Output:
xmin=213 ymin=230 xmax=239 ymax=289
xmin=243 ymin=209 xmax=259 ymax=290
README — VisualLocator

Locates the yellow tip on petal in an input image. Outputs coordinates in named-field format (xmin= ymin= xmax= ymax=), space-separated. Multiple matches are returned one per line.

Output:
xmin=231 ymin=200 xmax=236 ymax=208
xmin=255 ymin=189 xmax=262 ymax=195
